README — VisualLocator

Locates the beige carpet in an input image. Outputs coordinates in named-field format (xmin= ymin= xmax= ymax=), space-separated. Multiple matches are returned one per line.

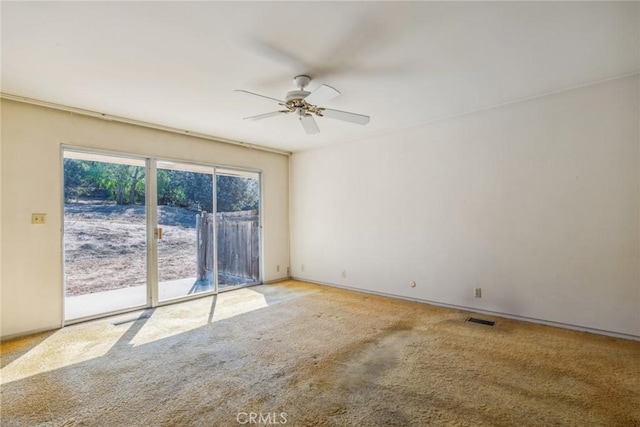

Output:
xmin=1 ymin=280 xmax=639 ymax=426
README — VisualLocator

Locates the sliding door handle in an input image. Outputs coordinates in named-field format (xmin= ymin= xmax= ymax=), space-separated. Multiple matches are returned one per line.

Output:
xmin=155 ymin=227 xmax=163 ymax=240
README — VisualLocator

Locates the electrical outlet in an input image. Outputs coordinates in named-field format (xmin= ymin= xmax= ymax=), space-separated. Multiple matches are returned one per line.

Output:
xmin=31 ymin=213 xmax=46 ymax=224
xmin=474 ymin=287 xmax=482 ymax=298
xmin=341 ymin=270 xmax=347 ymax=278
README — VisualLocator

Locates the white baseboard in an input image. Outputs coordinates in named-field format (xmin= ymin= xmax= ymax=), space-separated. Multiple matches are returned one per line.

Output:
xmin=291 ymin=277 xmax=640 ymax=342
xmin=264 ymin=276 xmax=291 ymax=284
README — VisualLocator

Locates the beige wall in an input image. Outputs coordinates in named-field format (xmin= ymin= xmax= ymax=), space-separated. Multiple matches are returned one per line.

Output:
xmin=291 ymin=75 xmax=640 ymax=338
xmin=3 ymin=75 xmax=639 ymax=340
xmin=0 ymin=99 xmax=290 ymax=338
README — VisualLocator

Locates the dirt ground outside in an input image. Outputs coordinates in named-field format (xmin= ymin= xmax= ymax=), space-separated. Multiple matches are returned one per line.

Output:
xmin=64 ymin=202 xmax=199 ymax=296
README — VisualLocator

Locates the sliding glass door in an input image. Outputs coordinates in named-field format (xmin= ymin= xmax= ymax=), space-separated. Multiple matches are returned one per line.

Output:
xmin=157 ymin=161 xmax=215 ymax=302
xmin=63 ymin=150 xmax=148 ymax=320
xmin=63 ymin=148 xmax=262 ymax=321
xmin=216 ymin=169 xmax=261 ymax=289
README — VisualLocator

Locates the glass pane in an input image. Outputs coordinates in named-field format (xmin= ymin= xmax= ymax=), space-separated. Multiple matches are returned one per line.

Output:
xmin=157 ymin=162 xmax=215 ymax=301
xmin=216 ymin=170 xmax=260 ymax=289
xmin=63 ymin=151 xmax=147 ymax=320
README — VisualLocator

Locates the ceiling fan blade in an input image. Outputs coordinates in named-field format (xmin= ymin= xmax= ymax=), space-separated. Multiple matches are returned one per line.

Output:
xmin=304 ymin=84 xmax=340 ymax=105
xmin=244 ymin=111 xmax=289 ymax=121
xmin=321 ymin=108 xmax=370 ymax=125
xmin=234 ymin=89 xmax=285 ymax=104
xmin=299 ymin=115 xmax=320 ymax=134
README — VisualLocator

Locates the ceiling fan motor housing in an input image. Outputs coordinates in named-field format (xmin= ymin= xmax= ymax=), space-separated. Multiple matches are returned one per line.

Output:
xmin=293 ymin=75 xmax=311 ymax=90
xmin=286 ymin=90 xmax=311 ymax=102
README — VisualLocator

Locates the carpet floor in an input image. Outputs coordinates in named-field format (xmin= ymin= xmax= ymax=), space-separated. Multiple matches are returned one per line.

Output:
xmin=1 ymin=280 xmax=639 ymax=426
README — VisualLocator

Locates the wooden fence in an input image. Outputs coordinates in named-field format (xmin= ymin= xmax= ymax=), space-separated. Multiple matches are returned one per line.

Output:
xmin=196 ymin=210 xmax=260 ymax=282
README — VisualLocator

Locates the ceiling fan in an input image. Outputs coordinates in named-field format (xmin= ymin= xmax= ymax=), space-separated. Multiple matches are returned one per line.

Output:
xmin=235 ymin=75 xmax=370 ymax=134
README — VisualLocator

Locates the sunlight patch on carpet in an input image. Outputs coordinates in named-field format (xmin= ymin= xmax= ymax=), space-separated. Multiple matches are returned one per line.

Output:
xmin=1 ymin=288 xmax=271 ymax=383
xmin=128 ymin=288 xmax=269 ymax=347
xmin=0 ymin=324 xmax=127 ymax=384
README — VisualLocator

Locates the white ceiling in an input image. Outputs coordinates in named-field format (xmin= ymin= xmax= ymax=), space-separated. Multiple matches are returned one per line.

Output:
xmin=2 ymin=2 xmax=638 ymax=153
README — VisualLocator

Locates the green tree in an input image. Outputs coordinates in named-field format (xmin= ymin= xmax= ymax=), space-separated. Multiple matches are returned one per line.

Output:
xmin=63 ymin=158 xmax=94 ymax=202
xmin=90 ymin=163 xmax=145 ymax=205
xmin=64 ymin=159 xmax=145 ymax=205
xmin=216 ymin=176 xmax=259 ymax=212
xmin=65 ymin=158 xmax=257 ymax=211
xmin=157 ymin=170 xmax=212 ymax=212
xmin=157 ymin=169 xmax=185 ymax=206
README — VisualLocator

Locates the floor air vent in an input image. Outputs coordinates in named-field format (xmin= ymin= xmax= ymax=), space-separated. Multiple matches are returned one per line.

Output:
xmin=467 ymin=317 xmax=495 ymax=326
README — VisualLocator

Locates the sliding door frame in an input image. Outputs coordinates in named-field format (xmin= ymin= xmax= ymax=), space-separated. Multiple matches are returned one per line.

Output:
xmin=215 ymin=166 xmax=263 ymax=291
xmin=61 ymin=145 xmax=151 ymax=325
xmin=154 ymin=159 xmax=217 ymax=304
xmin=147 ymin=159 xmax=159 ymax=307
xmin=61 ymin=145 xmax=264 ymax=325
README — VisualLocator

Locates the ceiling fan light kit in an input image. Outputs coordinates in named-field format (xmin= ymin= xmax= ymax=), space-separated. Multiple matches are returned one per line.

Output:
xmin=235 ymin=75 xmax=370 ymax=134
